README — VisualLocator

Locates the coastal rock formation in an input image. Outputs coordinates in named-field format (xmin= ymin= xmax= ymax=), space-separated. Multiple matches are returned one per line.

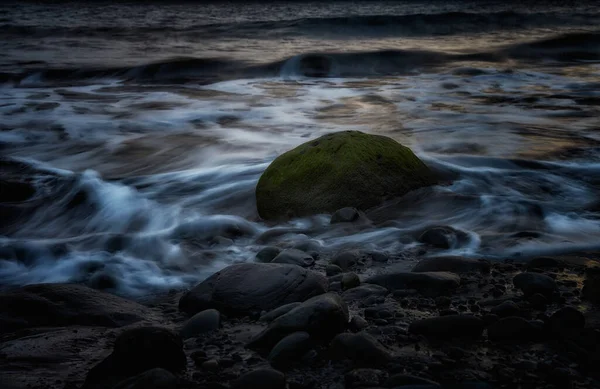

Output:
xmin=255 ymin=131 xmax=437 ymax=220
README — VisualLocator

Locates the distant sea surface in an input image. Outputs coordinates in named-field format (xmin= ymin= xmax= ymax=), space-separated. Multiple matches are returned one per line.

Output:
xmin=1 ymin=1 xmax=600 ymax=296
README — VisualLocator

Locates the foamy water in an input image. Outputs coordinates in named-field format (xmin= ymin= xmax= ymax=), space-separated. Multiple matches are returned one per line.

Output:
xmin=1 ymin=1 xmax=600 ymax=297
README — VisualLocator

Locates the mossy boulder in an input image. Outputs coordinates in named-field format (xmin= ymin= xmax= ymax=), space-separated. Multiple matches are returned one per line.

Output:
xmin=256 ymin=131 xmax=436 ymax=220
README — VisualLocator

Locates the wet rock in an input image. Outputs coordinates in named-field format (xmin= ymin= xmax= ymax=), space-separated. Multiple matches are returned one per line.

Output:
xmin=342 ymin=284 xmax=389 ymax=303
xmin=528 ymin=293 xmax=548 ymax=310
xmin=256 ymin=246 xmax=282 ymax=263
xmin=202 ymin=359 xmax=219 ymax=372
xmin=582 ymin=267 xmax=600 ymax=304
xmin=345 ymin=368 xmax=387 ymax=388
xmin=412 ymin=256 xmax=490 ymax=274
xmin=268 ymin=331 xmax=312 ymax=369
xmin=231 ymin=368 xmax=286 ymax=389
xmin=527 ymin=256 xmax=563 ymax=270
xmin=331 ymin=207 xmax=361 ymax=224
xmin=179 ymin=263 xmax=328 ymax=316
xmin=409 ymin=315 xmax=484 ymax=340
xmin=271 ymin=248 xmax=315 ymax=267
xmin=490 ymin=301 xmax=521 ymax=318
xmin=83 ymin=327 xmax=186 ymax=389
xmin=260 ymin=302 xmax=302 ymax=322
xmin=487 ymin=316 xmax=538 ymax=343
xmin=255 ymin=131 xmax=437 ymax=220
xmin=548 ymin=306 xmax=585 ymax=334
xmin=418 ymin=226 xmax=470 ymax=249
xmin=112 ymin=368 xmax=178 ymax=389
xmin=340 ymin=272 xmax=361 ymax=290
xmin=249 ymin=293 xmax=349 ymax=349
xmin=349 ymin=316 xmax=369 ymax=332
xmin=292 ymin=239 xmax=323 ymax=258
xmin=326 ymin=264 xmax=343 ymax=276
xmin=332 ymin=250 xmax=361 ymax=270
xmin=383 ymin=374 xmax=441 ymax=388
xmin=513 ymin=272 xmax=557 ymax=298
xmin=0 ymin=283 xmax=159 ymax=334
xmin=330 ymin=332 xmax=392 ymax=367
xmin=365 ymin=269 xmax=460 ymax=297
xmin=180 ymin=309 xmax=220 ymax=339
xmin=87 ymin=271 xmax=119 ymax=290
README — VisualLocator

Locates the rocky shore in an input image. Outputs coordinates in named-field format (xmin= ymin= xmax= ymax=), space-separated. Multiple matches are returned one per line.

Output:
xmin=2 ymin=132 xmax=600 ymax=389
xmin=2 ymin=240 xmax=600 ymax=389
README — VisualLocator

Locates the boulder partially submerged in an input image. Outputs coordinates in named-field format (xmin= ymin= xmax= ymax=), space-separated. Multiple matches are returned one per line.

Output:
xmin=255 ymin=131 xmax=437 ymax=220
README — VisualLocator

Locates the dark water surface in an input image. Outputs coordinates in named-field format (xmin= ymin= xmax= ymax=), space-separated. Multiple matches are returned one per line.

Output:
xmin=1 ymin=1 xmax=599 ymax=296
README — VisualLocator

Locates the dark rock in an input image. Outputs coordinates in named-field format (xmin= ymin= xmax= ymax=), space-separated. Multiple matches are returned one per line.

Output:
xmin=418 ymin=226 xmax=470 ymax=249
xmin=83 ymin=327 xmax=186 ymax=389
xmin=331 ymin=207 xmax=361 ymax=224
xmin=260 ymin=302 xmax=302 ymax=322
xmin=342 ymin=284 xmax=388 ymax=302
xmin=268 ymin=331 xmax=312 ymax=369
xmin=527 ymin=256 xmax=562 ymax=270
xmin=490 ymin=301 xmax=521 ymax=318
xmin=365 ymin=269 xmax=460 ymax=297
xmin=349 ymin=316 xmax=369 ymax=332
xmin=179 ymin=263 xmax=328 ymax=316
xmin=231 ymin=368 xmax=286 ymax=389
xmin=513 ymin=272 xmax=557 ymax=298
xmin=256 ymin=246 xmax=282 ymax=263
xmin=88 ymin=272 xmax=118 ymax=290
xmin=202 ymin=359 xmax=219 ymax=372
xmin=412 ymin=256 xmax=490 ymax=274
xmin=345 ymin=368 xmax=387 ymax=388
xmin=326 ymin=264 xmax=343 ymax=276
xmin=255 ymin=131 xmax=437 ymax=220
xmin=487 ymin=316 xmax=538 ymax=343
xmin=271 ymin=249 xmax=315 ymax=267
xmin=383 ymin=374 xmax=441 ymax=388
xmin=292 ymin=239 xmax=323 ymax=257
xmin=332 ymin=250 xmax=360 ymax=270
xmin=548 ymin=306 xmax=585 ymax=334
xmin=330 ymin=332 xmax=392 ymax=367
xmin=582 ymin=267 xmax=600 ymax=303
xmin=112 ymin=368 xmax=178 ymax=389
xmin=528 ymin=293 xmax=548 ymax=310
xmin=341 ymin=272 xmax=361 ymax=290
xmin=180 ymin=309 xmax=221 ymax=339
xmin=482 ymin=314 xmax=499 ymax=326
xmin=249 ymin=293 xmax=349 ymax=349
xmin=409 ymin=315 xmax=484 ymax=340
xmin=0 ymin=283 xmax=160 ymax=334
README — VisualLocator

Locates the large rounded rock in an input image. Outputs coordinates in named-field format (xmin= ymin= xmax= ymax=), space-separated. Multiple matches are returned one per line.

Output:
xmin=548 ymin=306 xmax=585 ymax=334
xmin=364 ymin=269 xmax=460 ymax=297
xmin=249 ymin=293 xmax=349 ymax=349
xmin=112 ymin=368 xmax=178 ymax=389
xmin=180 ymin=309 xmax=221 ymax=339
xmin=83 ymin=327 xmax=186 ymax=389
xmin=179 ymin=263 xmax=328 ymax=316
xmin=256 ymin=131 xmax=437 ymax=220
xmin=412 ymin=256 xmax=490 ymax=274
xmin=329 ymin=332 xmax=392 ymax=367
xmin=409 ymin=315 xmax=485 ymax=340
xmin=513 ymin=272 xmax=557 ymax=298
xmin=0 ymin=283 xmax=160 ymax=334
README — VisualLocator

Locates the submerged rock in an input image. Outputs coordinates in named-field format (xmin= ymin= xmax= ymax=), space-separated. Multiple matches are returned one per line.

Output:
xmin=331 ymin=207 xmax=362 ymax=224
xmin=365 ymin=269 xmax=460 ymax=297
xmin=249 ymin=293 xmax=349 ymax=349
xmin=271 ymin=248 xmax=315 ymax=267
xmin=179 ymin=263 xmax=328 ymax=316
xmin=256 ymin=246 xmax=282 ymax=263
xmin=418 ymin=226 xmax=470 ymax=249
xmin=255 ymin=131 xmax=437 ymax=220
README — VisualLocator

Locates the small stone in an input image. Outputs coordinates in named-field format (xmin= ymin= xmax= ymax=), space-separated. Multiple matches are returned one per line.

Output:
xmin=180 ymin=309 xmax=221 ymax=339
xmin=256 ymin=246 xmax=282 ymax=263
xmin=341 ymin=272 xmax=360 ymax=290
xmin=331 ymin=207 xmax=360 ymax=224
xmin=418 ymin=226 xmax=469 ymax=249
xmin=349 ymin=316 xmax=369 ymax=332
xmin=331 ymin=250 xmax=360 ymax=271
xmin=202 ymin=359 xmax=219 ymax=372
xmin=326 ymin=264 xmax=343 ymax=276
xmin=344 ymin=368 xmax=387 ymax=388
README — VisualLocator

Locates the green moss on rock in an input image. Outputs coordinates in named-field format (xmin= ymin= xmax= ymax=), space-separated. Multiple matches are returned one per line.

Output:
xmin=256 ymin=131 xmax=437 ymax=220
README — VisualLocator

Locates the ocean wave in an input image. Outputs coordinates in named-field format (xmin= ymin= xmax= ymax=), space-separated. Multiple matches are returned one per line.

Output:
xmin=1 ymin=11 xmax=599 ymax=39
